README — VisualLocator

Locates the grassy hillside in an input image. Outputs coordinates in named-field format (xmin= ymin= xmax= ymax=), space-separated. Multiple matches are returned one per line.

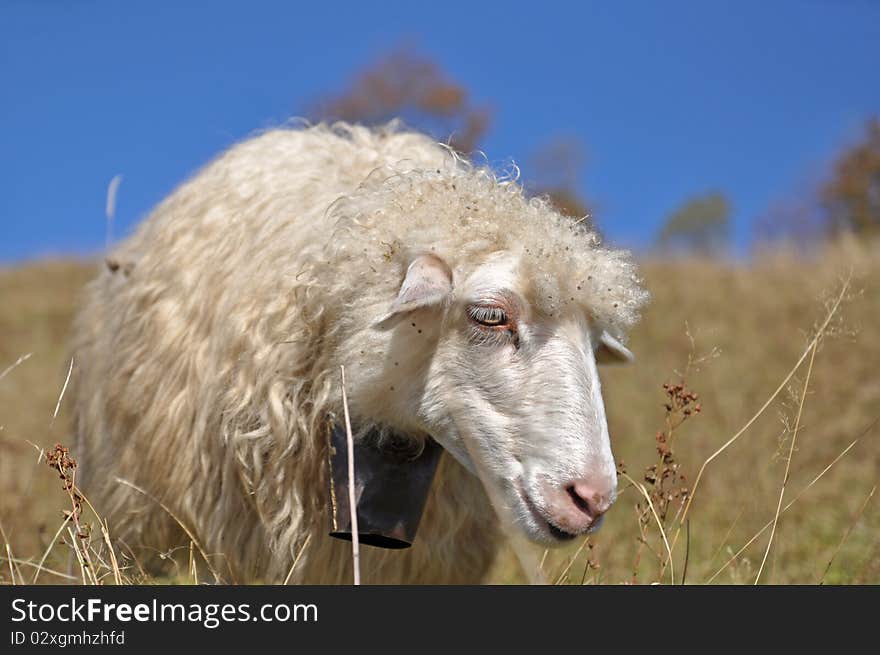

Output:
xmin=0 ymin=240 xmax=877 ymax=584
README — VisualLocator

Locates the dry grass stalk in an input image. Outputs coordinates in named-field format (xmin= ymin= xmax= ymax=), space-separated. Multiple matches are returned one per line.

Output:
xmin=32 ymin=513 xmax=72 ymax=584
xmin=98 ymin=517 xmax=123 ymax=586
xmin=754 ymin=339 xmax=818 ymax=583
xmin=1 ymin=555 xmax=76 ymax=581
xmin=339 ymin=365 xmax=360 ymax=586
xmin=26 ymin=439 xmax=123 ymax=584
xmin=51 ymin=357 xmax=73 ymax=426
xmin=283 ymin=533 xmax=312 ymax=585
xmin=0 ymin=353 xmax=33 ymax=384
xmin=553 ymin=537 xmax=592 ymax=584
xmin=189 ymin=541 xmax=198 ymax=585
xmin=0 ymin=520 xmax=22 ymax=585
xmin=44 ymin=444 xmax=97 ymax=583
xmin=66 ymin=525 xmax=89 ymax=584
xmin=538 ymin=548 xmax=549 ymax=577
xmin=4 ymin=543 xmax=16 ymax=584
xmin=668 ymin=274 xmax=852 ymax=567
xmin=707 ymin=504 xmax=746 ymax=571
xmin=114 ymin=477 xmax=222 ymax=583
xmin=621 ymin=472 xmax=675 ymax=584
xmin=105 ymin=174 xmax=123 ymax=251
xmin=819 ymin=483 xmax=876 ymax=584
xmin=621 ymin=378 xmax=699 ymax=584
xmin=706 ymin=435 xmax=863 ymax=583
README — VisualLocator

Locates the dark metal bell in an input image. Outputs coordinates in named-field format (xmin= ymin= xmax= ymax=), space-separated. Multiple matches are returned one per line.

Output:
xmin=326 ymin=419 xmax=443 ymax=549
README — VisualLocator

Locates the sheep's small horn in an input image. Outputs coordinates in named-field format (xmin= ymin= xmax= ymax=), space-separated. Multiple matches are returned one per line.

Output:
xmin=326 ymin=418 xmax=443 ymax=549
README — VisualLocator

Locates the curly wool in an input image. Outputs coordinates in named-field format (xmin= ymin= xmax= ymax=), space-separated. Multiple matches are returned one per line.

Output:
xmin=72 ymin=122 xmax=647 ymax=583
xmin=323 ymin=157 xmax=646 ymax=338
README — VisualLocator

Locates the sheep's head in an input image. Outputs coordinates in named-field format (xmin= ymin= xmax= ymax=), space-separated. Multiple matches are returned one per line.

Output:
xmin=367 ymin=250 xmax=637 ymax=545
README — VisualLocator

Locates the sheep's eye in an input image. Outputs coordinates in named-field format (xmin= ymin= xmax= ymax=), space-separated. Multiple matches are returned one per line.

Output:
xmin=467 ymin=304 xmax=508 ymax=327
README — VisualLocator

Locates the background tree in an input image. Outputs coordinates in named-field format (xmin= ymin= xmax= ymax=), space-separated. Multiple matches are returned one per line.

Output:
xmin=821 ymin=116 xmax=880 ymax=238
xmin=310 ymin=47 xmax=592 ymax=219
xmin=310 ymin=47 xmax=490 ymax=154
xmin=752 ymin=196 xmax=825 ymax=249
xmin=656 ymin=192 xmax=731 ymax=254
xmin=754 ymin=116 xmax=880 ymax=249
xmin=527 ymin=138 xmax=592 ymax=219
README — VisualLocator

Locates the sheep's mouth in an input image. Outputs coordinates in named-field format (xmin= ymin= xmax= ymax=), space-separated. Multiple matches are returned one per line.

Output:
xmin=517 ymin=483 xmax=579 ymax=543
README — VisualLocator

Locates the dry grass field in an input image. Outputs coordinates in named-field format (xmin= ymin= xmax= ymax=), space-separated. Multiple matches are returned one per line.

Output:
xmin=0 ymin=238 xmax=877 ymax=584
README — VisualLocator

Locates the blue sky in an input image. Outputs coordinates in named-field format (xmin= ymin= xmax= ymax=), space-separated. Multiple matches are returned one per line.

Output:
xmin=2 ymin=1 xmax=878 ymax=262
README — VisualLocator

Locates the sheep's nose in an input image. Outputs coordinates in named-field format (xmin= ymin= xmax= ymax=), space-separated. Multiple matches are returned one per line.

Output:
xmin=539 ymin=476 xmax=617 ymax=537
xmin=565 ymin=479 xmax=616 ymax=522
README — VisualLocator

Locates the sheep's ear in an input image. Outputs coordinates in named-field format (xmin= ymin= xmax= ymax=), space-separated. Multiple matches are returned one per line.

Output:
xmin=596 ymin=330 xmax=634 ymax=365
xmin=374 ymin=254 xmax=453 ymax=330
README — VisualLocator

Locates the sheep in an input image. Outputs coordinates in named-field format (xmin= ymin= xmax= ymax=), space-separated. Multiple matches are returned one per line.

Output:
xmin=71 ymin=122 xmax=649 ymax=584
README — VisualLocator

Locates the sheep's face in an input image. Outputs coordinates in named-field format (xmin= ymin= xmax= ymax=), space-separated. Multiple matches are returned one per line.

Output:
xmin=374 ymin=252 xmax=633 ymax=545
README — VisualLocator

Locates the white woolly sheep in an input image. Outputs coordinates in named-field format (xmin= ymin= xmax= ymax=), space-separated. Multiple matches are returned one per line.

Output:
xmin=71 ymin=122 xmax=649 ymax=584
